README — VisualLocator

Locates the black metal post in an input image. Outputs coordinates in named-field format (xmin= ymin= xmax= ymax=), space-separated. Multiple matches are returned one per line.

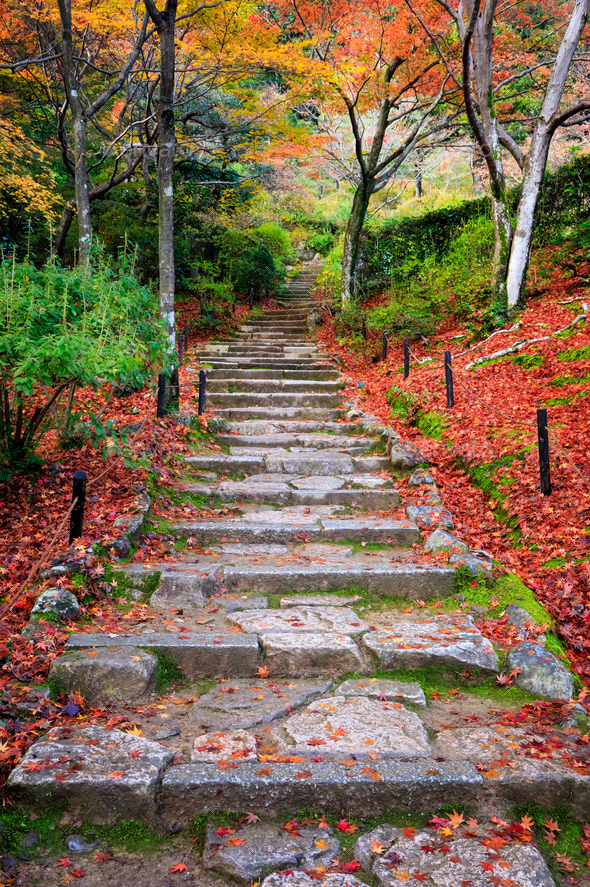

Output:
xmin=198 ymin=369 xmax=207 ymax=415
xmin=537 ymin=408 xmax=551 ymax=495
xmin=211 ymin=305 xmax=216 ymax=323
xmin=69 ymin=471 xmax=87 ymax=544
xmin=444 ymin=350 xmax=454 ymax=408
xmin=232 ymin=299 xmax=236 ymax=314
xmin=362 ymin=315 xmax=367 ymax=340
xmin=249 ymin=289 xmax=254 ymax=310
xmin=157 ymin=373 xmax=166 ymax=418
xmin=404 ymin=337 xmax=410 ymax=380
xmin=184 ymin=324 xmax=189 ymax=351
xmin=382 ymin=331 xmax=388 ymax=361
xmin=178 ymin=334 xmax=183 ymax=367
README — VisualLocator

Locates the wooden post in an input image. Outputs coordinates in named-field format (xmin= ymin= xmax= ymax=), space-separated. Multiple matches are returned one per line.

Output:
xmin=69 ymin=471 xmax=87 ymax=543
xmin=537 ymin=408 xmax=551 ymax=495
xmin=382 ymin=331 xmax=388 ymax=361
xmin=184 ymin=324 xmax=189 ymax=351
xmin=362 ymin=315 xmax=367 ymax=340
xmin=198 ymin=369 xmax=207 ymax=415
xmin=444 ymin=350 xmax=454 ymax=408
xmin=232 ymin=299 xmax=236 ymax=314
xmin=249 ymin=289 xmax=254 ymax=310
xmin=404 ymin=337 xmax=410 ymax=380
xmin=157 ymin=373 xmax=166 ymax=418
xmin=211 ymin=305 xmax=216 ymax=323
xmin=177 ymin=333 xmax=183 ymax=367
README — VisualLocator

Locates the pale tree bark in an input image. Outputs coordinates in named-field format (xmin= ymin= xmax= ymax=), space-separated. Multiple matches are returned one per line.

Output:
xmin=505 ymin=0 xmax=590 ymax=308
xmin=55 ymin=0 xmax=149 ymax=265
xmin=430 ymin=0 xmax=590 ymax=311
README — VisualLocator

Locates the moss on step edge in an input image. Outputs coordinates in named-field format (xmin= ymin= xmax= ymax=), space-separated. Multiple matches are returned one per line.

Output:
xmin=103 ymin=563 xmax=161 ymax=603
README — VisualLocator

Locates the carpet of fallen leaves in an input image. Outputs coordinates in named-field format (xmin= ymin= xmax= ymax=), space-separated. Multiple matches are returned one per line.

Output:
xmin=315 ymin=244 xmax=590 ymax=684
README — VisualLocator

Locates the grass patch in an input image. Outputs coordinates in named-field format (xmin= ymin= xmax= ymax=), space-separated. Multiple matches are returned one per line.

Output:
xmin=150 ymin=651 xmax=186 ymax=692
xmin=104 ymin=563 xmax=160 ymax=603
xmin=457 ymin=452 xmax=529 ymax=546
xmin=557 ymin=344 xmax=590 ymax=362
xmin=507 ymin=801 xmax=589 ymax=881
xmin=549 ymin=372 xmax=590 ymax=387
xmin=338 ymin=664 xmax=539 ymax=705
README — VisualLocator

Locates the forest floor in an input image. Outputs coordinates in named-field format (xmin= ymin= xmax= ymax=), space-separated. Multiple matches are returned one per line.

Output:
xmin=314 ymin=243 xmax=590 ymax=685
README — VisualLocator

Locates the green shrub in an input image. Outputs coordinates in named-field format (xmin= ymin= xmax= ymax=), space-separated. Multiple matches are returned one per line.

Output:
xmin=218 ymin=228 xmax=282 ymax=295
xmin=253 ymin=222 xmax=294 ymax=262
xmin=306 ymin=230 xmax=335 ymax=256
xmin=0 ymin=247 xmax=168 ymax=463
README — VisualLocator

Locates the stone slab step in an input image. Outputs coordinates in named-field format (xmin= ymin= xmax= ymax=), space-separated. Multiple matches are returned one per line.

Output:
xmin=185 ymin=452 xmax=384 ymax=475
xmin=196 ymin=359 xmax=333 ymax=369
xmin=215 ymin=485 xmax=400 ymax=510
xmin=211 ymin=408 xmax=343 ymax=421
xmin=170 ymin=517 xmax=420 ymax=545
xmin=160 ymin=760 xmax=481 ymax=822
xmin=206 ymin=370 xmax=339 ymax=380
xmin=118 ymin=561 xmax=456 ymax=599
xmin=207 ymin=392 xmax=343 ymax=409
xmin=64 ymin=632 xmax=260 ymax=678
xmin=217 ymin=433 xmax=371 ymax=449
xmin=226 ymin=420 xmax=358 ymax=433
xmin=208 ymin=379 xmax=343 ymax=393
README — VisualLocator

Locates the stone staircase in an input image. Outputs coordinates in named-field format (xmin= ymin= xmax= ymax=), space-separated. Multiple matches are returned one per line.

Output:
xmin=8 ymin=266 xmax=585 ymax=885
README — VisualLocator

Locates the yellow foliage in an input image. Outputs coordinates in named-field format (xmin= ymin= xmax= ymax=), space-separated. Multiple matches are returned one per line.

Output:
xmin=0 ymin=119 xmax=59 ymax=220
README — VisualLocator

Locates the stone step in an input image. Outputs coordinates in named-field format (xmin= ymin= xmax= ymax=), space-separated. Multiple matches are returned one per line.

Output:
xmin=170 ymin=515 xmax=420 ymax=545
xmin=211 ymin=407 xmax=343 ymax=421
xmin=208 ymin=379 xmax=344 ymax=394
xmin=226 ymin=420 xmax=358 ymax=433
xmin=206 ymin=392 xmax=344 ymax=409
xmin=206 ymin=369 xmax=340 ymax=380
xmin=197 ymin=359 xmax=332 ymax=370
xmin=160 ymin=760 xmax=482 ymax=822
xmin=120 ymin=560 xmax=454 ymax=598
xmin=64 ymin=631 xmax=260 ymax=678
xmin=214 ymin=485 xmax=401 ymax=510
xmin=217 ymin=432 xmax=372 ymax=449
xmin=185 ymin=452 xmax=387 ymax=475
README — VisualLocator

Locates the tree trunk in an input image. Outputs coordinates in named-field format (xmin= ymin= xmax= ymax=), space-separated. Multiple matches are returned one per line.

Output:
xmin=490 ymin=194 xmax=513 ymax=304
xmin=57 ymin=0 xmax=92 ymax=266
xmin=54 ymin=203 xmax=75 ymax=258
xmin=505 ymin=129 xmax=550 ymax=308
xmin=414 ymin=149 xmax=424 ymax=199
xmin=156 ymin=6 xmax=178 ymax=347
xmin=341 ymin=181 xmax=373 ymax=303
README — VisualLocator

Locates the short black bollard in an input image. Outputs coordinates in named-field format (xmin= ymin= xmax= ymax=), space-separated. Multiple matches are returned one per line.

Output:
xmin=184 ymin=324 xmax=189 ymax=351
xmin=211 ymin=305 xmax=216 ymax=323
xmin=404 ymin=337 xmax=410 ymax=380
xmin=249 ymin=289 xmax=254 ymax=310
xmin=232 ymin=299 xmax=236 ymax=314
xmin=382 ymin=331 xmax=388 ymax=361
xmin=157 ymin=373 xmax=166 ymax=418
xmin=198 ymin=369 xmax=207 ymax=415
xmin=444 ymin=350 xmax=454 ymax=408
xmin=178 ymin=334 xmax=183 ymax=367
xmin=537 ymin=408 xmax=551 ymax=495
xmin=362 ymin=315 xmax=367 ymax=340
xmin=69 ymin=471 xmax=87 ymax=544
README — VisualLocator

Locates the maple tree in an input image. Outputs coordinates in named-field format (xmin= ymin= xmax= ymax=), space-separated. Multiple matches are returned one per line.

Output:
xmin=410 ymin=0 xmax=590 ymax=310
xmin=265 ymin=0 xmax=457 ymax=302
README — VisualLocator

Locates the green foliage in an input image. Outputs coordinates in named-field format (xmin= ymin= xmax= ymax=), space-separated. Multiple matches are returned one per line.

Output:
xmin=558 ymin=345 xmax=590 ymax=362
xmin=151 ymin=650 xmax=186 ymax=692
xmin=217 ymin=227 xmax=283 ymax=295
xmin=387 ymin=388 xmax=445 ymax=439
xmin=253 ymin=221 xmax=294 ymax=262
xmin=368 ymin=216 xmax=495 ymax=337
xmin=511 ymin=353 xmax=544 ymax=369
xmin=0 ymin=247 xmax=168 ymax=462
xmin=306 ymin=229 xmax=335 ymax=256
